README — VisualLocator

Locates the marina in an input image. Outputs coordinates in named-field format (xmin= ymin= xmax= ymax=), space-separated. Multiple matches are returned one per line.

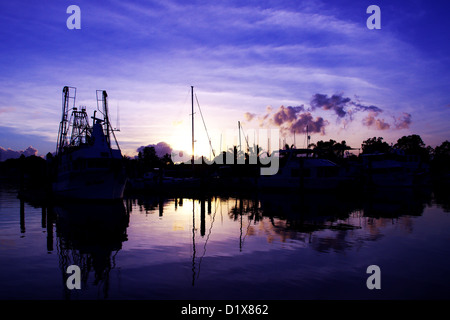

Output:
xmin=0 ymin=86 xmax=449 ymax=303
xmin=0 ymin=1 xmax=449 ymax=313
xmin=0 ymin=184 xmax=449 ymax=300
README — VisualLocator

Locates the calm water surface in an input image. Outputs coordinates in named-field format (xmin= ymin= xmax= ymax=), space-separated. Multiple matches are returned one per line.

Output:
xmin=0 ymin=185 xmax=449 ymax=300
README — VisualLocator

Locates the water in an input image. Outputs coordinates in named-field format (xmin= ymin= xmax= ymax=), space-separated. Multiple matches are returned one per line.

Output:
xmin=0 ymin=185 xmax=449 ymax=300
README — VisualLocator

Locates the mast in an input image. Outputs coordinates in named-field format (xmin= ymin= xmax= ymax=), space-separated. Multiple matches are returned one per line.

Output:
xmin=238 ymin=121 xmax=241 ymax=153
xmin=307 ymin=125 xmax=310 ymax=147
xmin=96 ymin=89 xmax=121 ymax=151
xmin=191 ymin=86 xmax=195 ymax=170
xmin=102 ymin=90 xmax=110 ymax=147
xmin=57 ymin=86 xmax=70 ymax=155
xmin=294 ymin=130 xmax=296 ymax=148
xmin=56 ymin=86 xmax=76 ymax=155
xmin=306 ymin=125 xmax=311 ymax=157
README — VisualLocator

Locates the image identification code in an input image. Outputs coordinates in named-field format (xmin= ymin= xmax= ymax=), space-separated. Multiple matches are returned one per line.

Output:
xmin=181 ymin=304 xmax=269 ymax=317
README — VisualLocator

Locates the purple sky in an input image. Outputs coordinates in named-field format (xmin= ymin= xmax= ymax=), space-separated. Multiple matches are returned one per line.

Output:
xmin=0 ymin=0 xmax=449 ymax=159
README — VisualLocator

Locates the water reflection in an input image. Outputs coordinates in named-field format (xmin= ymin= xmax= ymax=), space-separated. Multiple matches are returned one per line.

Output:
xmin=127 ymin=187 xmax=436 ymax=246
xmin=13 ymin=183 xmax=449 ymax=298
xmin=53 ymin=201 xmax=129 ymax=299
xmin=256 ymin=187 xmax=434 ymax=253
xmin=433 ymin=184 xmax=450 ymax=213
xmin=122 ymin=187 xmax=438 ymax=286
xmin=362 ymin=187 xmax=432 ymax=218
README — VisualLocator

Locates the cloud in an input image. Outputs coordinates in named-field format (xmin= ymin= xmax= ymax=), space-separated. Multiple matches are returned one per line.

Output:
xmin=137 ymin=141 xmax=173 ymax=158
xmin=310 ymin=93 xmax=349 ymax=118
xmin=0 ymin=107 xmax=15 ymax=114
xmin=248 ymin=105 xmax=328 ymax=136
xmin=271 ymin=105 xmax=305 ymax=126
xmin=310 ymin=93 xmax=383 ymax=118
xmin=309 ymin=93 xmax=413 ymax=131
xmin=245 ymin=92 xmax=414 ymax=136
xmin=362 ymin=112 xmax=390 ymax=130
xmin=261 ymin=93 xmax=387 ymax=134
xmin=244 ymin=112 xmax=256 ymax=121
xmin=290 ymin=112 xmax=328 ymax=135
xmin=394 ymin=112 xmax=412 ymax=129
xmin=0 ymin=146 xmax=38 ymax=161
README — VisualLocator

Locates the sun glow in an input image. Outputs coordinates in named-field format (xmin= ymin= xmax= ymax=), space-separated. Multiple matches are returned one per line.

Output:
xmin=168 ymin=117 xmax=224 ymax=162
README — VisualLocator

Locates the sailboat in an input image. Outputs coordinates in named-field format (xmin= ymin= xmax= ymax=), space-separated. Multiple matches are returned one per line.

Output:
xmin=52 ymin=86 xmax=127 ymax=200
xmin=134 ymin=86 xmax=203 ymax=192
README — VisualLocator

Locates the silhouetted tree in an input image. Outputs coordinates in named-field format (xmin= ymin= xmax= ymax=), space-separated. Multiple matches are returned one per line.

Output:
xmin=361 ymin=137 xmax=390 ymax=154
xmin=138 ymin=146 xmax=161 ymax=171
xmin=394 ymin=134 xmax=425 ymax=151
xmin=431 ymin=140 xmax=450 ymax=175
xmin=434 ymin=140 xmax=450 ymax=158
xmin=334 ymin=140 xmax=352 ymax=159
xmin=394 ymin=134 xmax=431 ymax=161
xmin=161 ymin=153 xmax=174 ymax=166
xmin=310 ymin=139 xmax=352 ymax=160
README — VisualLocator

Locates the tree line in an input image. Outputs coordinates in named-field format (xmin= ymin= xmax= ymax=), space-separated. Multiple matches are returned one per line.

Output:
xmin=308 ymin=134 xmax=447 ymax=160
xmin=0 ymin=134 xmax=449 ymax=183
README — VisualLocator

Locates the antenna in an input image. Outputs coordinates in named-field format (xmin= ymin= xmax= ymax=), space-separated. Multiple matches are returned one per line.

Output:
xmin=238 ymin=121 xmax=241 ymax=152
xmin=115 ymin=102 xmax=120 ymax=131
xmin=294 ymin=130 xmax=296 ymax=148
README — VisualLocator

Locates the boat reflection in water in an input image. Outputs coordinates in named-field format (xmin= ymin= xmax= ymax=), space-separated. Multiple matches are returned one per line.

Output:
xmin=53 ymin=201 xmax=129 ymax=299
xmin=35 ymin=182 xmax=443 ymax=300
xmin=246 ymin=187 xmax=432 ymax=250
xmin=125 ymin=187 xmax=435 ymax=293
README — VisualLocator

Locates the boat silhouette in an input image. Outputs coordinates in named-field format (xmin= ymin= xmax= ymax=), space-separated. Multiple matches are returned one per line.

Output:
xmin=257 ymin=147 xmax=349 ymax=190
xmin=51 ymin=87 xmax=127 ymax=200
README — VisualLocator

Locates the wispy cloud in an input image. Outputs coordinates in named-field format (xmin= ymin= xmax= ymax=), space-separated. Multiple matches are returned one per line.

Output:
xmin=0 ymin=0 xmax=448 ymax=155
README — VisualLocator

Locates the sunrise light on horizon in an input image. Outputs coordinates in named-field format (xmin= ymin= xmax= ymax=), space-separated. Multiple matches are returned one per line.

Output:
xmin=1 ymin=0 xmax=449 ymax=161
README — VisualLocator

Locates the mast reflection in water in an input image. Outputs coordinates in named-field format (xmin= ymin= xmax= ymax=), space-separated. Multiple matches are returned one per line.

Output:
xmin=0 ymin=185 xmax=449 ymax=300
xmin=54 ymin=201 xmax=129 ymax=299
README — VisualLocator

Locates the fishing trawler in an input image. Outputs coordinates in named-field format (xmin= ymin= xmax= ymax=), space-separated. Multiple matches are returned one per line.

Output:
xmin=52 ymin=86 xmax=127 ymax=200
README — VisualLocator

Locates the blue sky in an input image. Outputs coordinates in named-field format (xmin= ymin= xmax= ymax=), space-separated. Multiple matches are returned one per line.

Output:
xmin=0 ymin=0 xmax=449 ymax=158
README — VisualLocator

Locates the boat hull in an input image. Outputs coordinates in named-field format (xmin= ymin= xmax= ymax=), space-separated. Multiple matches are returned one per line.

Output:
xmin=258 ymin=176 xmax=342 ymax=190
xmin=368 ymin=172 xmax=414 ymax=187
xmin=52 ymin=168 xmax=127 ymax=200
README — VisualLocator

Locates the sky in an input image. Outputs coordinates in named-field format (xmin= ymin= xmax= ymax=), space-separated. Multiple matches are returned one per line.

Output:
xmin=0 ymin=0 xmax=449 ymax=160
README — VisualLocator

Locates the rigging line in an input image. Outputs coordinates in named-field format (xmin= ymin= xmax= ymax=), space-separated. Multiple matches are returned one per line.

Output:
xmin=191 ymin=199 xmax=197 ymax=286
xmin=239 ymin=122 xmax=250 ymax=151
xmin=175 ymin=86 xmax=192 ymax=120
xmin=196 ymin=198 xmax=219 ymax=279
xmin=194 ymin=93 xmax=216 ymax=158
xmin=240 ymin=200 xmax=254 ymax=250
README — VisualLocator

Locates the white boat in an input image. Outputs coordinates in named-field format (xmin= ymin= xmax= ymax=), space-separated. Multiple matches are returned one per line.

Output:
xmin=52 ymin=87 xmax=127 ymax=200
xmin=258 ymin=148 xmax=344 ymax=190
xmin=361 ymin=150 xmax=429 ymax=187
xmin=129 ymin=169 xmax=201 ymax=191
